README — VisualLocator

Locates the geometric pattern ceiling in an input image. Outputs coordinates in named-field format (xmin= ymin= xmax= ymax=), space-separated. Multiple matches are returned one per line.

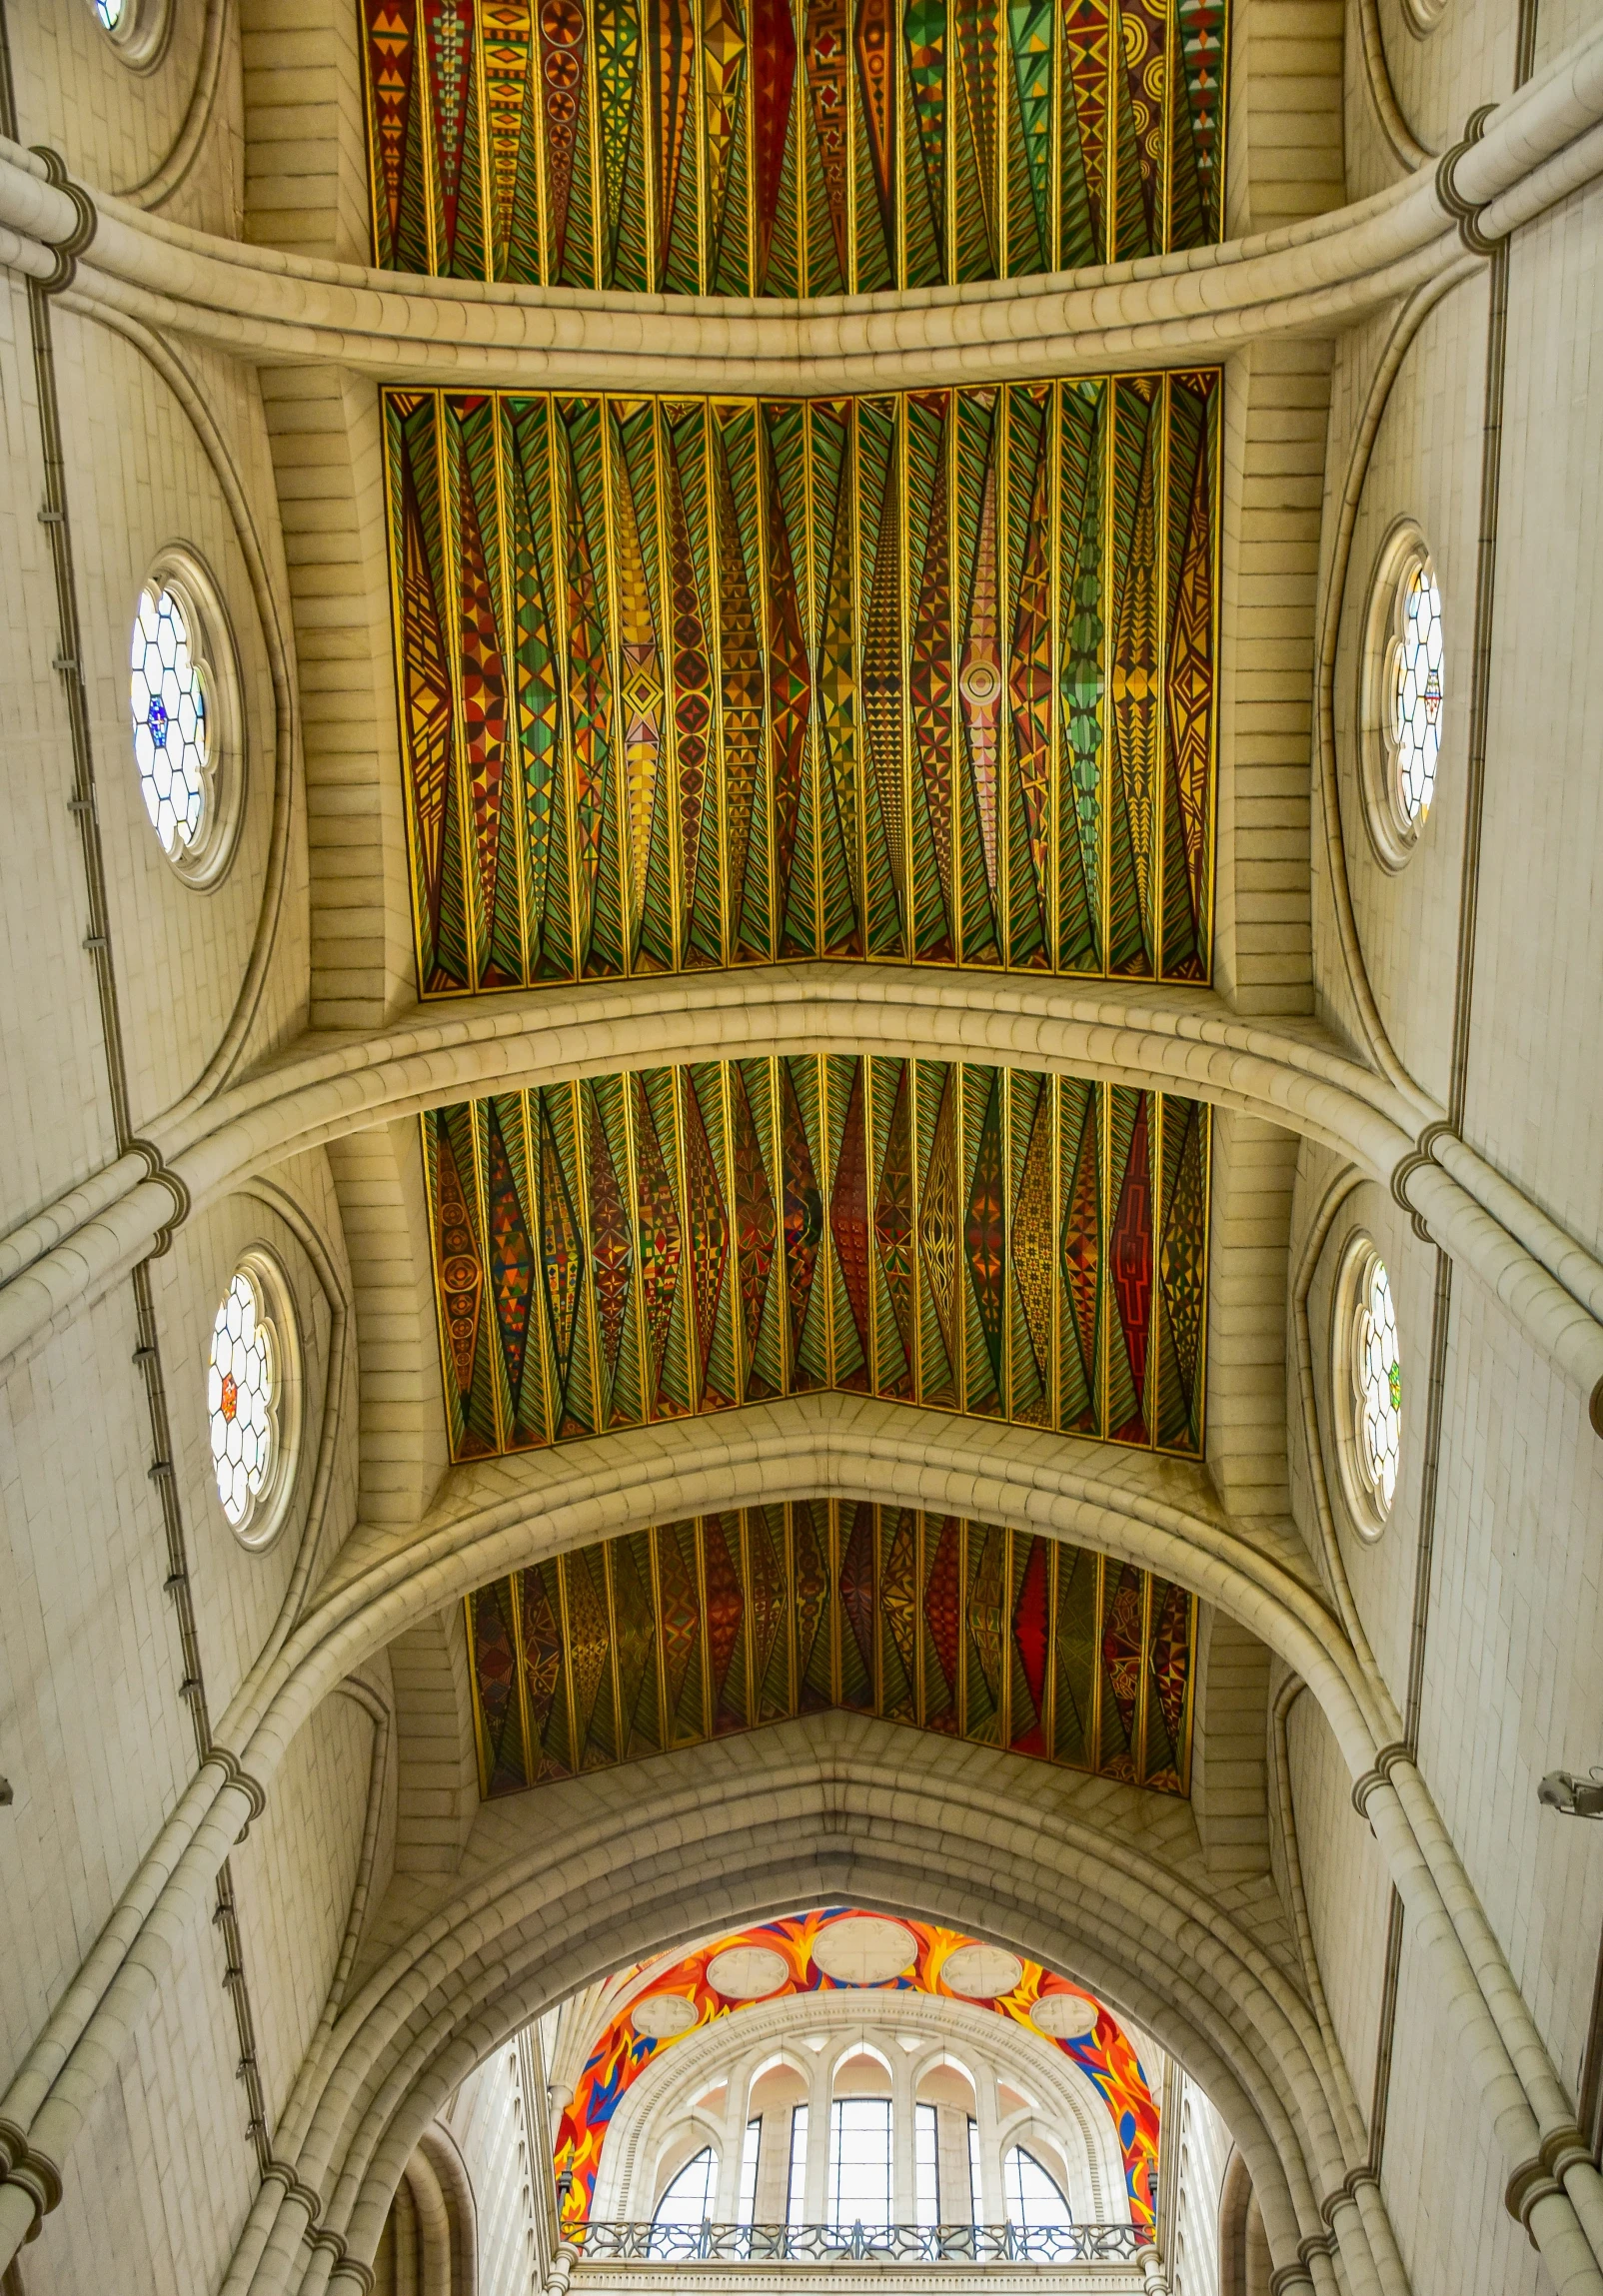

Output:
xmin=424 ymin=1060 xmax=1209 ymax=1460
xmin=554 ymin=1911 xmax=1160 ymax=2229
xmin=385 ymin=373 xmax=1220 ymax=994
xmin=361 ymin=0 xmax=1230 ymax=293
xmin=467 ymin=1505 xmax=1195 ymax=1799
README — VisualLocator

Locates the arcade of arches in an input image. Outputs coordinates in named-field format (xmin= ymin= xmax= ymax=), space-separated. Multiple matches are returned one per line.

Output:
xmin=1 ymin=3 xmax=1602 ymax=2296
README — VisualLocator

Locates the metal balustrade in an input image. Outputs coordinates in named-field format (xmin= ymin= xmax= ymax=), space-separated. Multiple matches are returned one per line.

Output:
xmin=570 ymin=2223 xmax=1147 ymax=2265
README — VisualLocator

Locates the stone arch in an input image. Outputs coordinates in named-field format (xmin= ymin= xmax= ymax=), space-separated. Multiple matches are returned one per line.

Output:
xmin=262 ymin=1391 xmax=1381 ymax=1774
xmin=237 ymin=1714 xmax=1389 ymax=2296
xmin=372 ymin=2118 xmax=477 ymax=2296
xmin=830 ymin=2038 xmax=896 ymax=2092
xmin=1219 ymin=2146 xmax=1272 ymax=2296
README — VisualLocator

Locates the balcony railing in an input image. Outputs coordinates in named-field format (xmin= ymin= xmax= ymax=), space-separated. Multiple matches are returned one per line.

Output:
xmin=570 ymin=2223 xmax=1148 ymax=2265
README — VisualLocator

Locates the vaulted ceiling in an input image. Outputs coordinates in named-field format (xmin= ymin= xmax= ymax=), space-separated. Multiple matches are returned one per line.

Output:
xmin=360 ymin=0 xmax=1229 ymax=294
xmin=468 ymin=1506 xmax=1195 ymax=1797
xmin=387 ymin=374 xmax=1219 ymax=994
xmin=424 ymin=1063 xmax=1209 ymax=1455
xmin=373 ymin=0 xmax=1231 ymax=1829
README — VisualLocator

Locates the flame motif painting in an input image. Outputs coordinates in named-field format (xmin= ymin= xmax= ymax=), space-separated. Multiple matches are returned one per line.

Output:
xmin=552 ymin=1910 xmax=1162 ymax=2229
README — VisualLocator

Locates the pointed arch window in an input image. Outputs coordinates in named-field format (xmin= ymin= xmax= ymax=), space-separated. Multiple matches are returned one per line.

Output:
xmin=654 ymin=2147 xmax=717 ymax=2227
xmin=737 ymin=2119 xmax=761 ymax=2226
xmin=828 ymin=2099 xmax=892 ymax=2228
xmin=1003 ymin=2146 xmax=1072 ymax=2228
xmin=915 ymin=2102 xmax=939 ymax=2225
xmin=786 ymin=2106 xmax=808 ymax=2227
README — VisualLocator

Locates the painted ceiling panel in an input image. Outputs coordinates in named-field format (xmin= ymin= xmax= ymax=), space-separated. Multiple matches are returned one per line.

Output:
xmin=468 ymin=1505 xmax=1195 ymax=1800
xmin=385 ymin=373 xmax=1220 ymax=995
xmin=423 ymin=1058 xmax=1209 ymax=1458
xmin=361 ymin=0 xmax=1229 ymax=295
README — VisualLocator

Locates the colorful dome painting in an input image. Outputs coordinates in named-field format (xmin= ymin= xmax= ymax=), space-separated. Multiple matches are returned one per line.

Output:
xmin=554 ymin=1907 xmax=1159 ymax=2235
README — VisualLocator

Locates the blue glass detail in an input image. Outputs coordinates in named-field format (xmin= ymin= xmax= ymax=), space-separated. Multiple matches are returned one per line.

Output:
xmin=147 ymin=695 xmax=169 ymax=747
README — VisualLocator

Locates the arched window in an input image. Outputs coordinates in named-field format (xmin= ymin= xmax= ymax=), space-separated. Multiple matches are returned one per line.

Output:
xmin=786 ymin=2105 xmax=808 ymax=2227
xmin=654 ymin=2147 xmax=716 ymax=2226
xmin=737 ymin=2117 xmax=761 ymax=2225
xmin=828 ymin=2099 xmax=891 ymax=2228
xmin=1003 ymin=2146 xmax=1072 ymax=2228
xmin=914 ymin=2102 xmax=939 ymax=2225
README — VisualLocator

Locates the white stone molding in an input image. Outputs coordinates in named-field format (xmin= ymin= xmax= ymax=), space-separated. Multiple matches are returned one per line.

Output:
xmin=234 ymin=1176 xmax=354 ymax=1635
xmin=0 ymin=24 xmax=1600 ymax=393
xmin=0 ymin=145 xmax=1459 ymax=392
xmin=58 ymin=295 xmax=303 ymax=1114
xmin=1264 ymin=1681 xmax=1371 ymax=2208
xmin=1353 ymin=0 xmax=1436 ymax=175
xmin=570 ymin=2263 xmax=1144 ymax=2296
xmin=110 ymin=0 xmax=232 ymax=210
xmin=1312 ymin=263 xmax=1479 ymax=1112
xmin=4 ymin=954 xmax=1602 ymax=1433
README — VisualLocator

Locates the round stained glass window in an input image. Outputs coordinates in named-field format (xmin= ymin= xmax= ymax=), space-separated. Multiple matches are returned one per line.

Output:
xmin=126 ymin=551 xmax=244 ymax=888
xmin=1333 ymin=1235 xmax=1402 ymax=1537
xmin=207 ymin=1252 xmax=301 ymax=1548
xmin=1360 ymin=524 xmax=1444 ymax=871
xmin=88 ymin=0 xmax=173 ymax=65
xmin=1388 ymin=559 xmax=1443 ymax=827
xmin=131 ymin=585 xmax=209 ymax=857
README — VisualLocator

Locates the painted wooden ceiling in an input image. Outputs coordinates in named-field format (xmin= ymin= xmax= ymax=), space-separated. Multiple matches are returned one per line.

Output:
xmin=468 ymin=1505 xmax=1195 ymax=1799
xmin=387 ymin=372 xmax=1220 ymax=996
xmin=361 ymin=0 xmax=1230 ymax=296
xmin=424 ymin=1058 xmax=1210 ymax=1459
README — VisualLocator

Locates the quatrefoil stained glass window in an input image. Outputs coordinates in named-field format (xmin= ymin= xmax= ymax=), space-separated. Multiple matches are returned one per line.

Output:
xmin=130 ymin=584 xmax=209 ymax=858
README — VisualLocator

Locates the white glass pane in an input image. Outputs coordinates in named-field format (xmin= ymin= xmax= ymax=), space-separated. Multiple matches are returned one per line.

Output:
xmin=829 ymin=2098 xmax=891 ymax=2227
xmin=787 ymin=2105 xmax=808 ymax=2227
xmin=967 ymin=2117 xmax=981 ymax=2222
xmin=655 ymin=2147 xmax=716 ymax=2226
xmin=1005 ymin=2146 xmax=1072 ymax=2228
xmin=915 ymin=2102 xmax=939 ymax=2225
xmin=738 ymin=2119 xmax=761 ymax=2225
